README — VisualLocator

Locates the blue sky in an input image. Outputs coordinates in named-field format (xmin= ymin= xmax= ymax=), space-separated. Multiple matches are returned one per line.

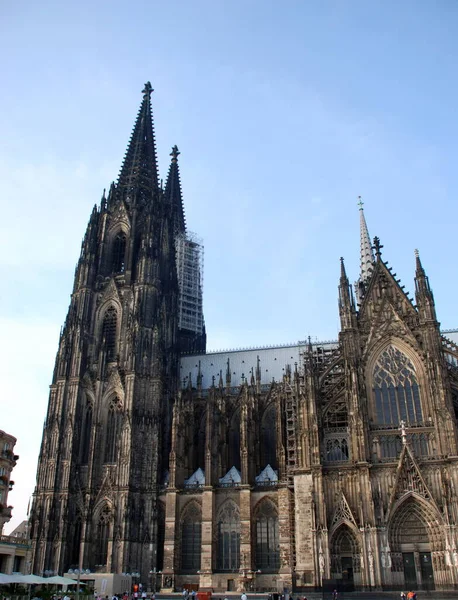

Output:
xmin=1 ymin=1 xmax=458 ymax=531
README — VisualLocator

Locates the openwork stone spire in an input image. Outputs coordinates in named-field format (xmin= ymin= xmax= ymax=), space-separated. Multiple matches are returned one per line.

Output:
xmin=355 ymin=197 xmax=376 ymax=304
xmin=117 ymin=82 xmax=159 ymax=203
xmin=358 ymin=196 xmax=375 ymax=281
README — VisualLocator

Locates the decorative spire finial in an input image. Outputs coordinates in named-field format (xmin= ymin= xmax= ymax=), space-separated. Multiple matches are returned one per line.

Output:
xmin=357 ymin=195 xmax=364 ymax=209
xmin=170 ymin=145 xmax=180 ymax=161
xmin=142 ymin=82 xmax=153 ymax=97
xmin=373 ymin=236 xmax=383 ymax=258
xmin=414 ymin=248 xmax=419 ymax=258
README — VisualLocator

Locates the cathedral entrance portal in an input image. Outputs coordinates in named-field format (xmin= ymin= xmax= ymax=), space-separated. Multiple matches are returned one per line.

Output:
xmin=330 ymin=525 xmax=360 ymax=590
xmin=389 ymin=497 xmax=441 ymax=590
xmin=341 ymin=556 xmax=354 ymax=584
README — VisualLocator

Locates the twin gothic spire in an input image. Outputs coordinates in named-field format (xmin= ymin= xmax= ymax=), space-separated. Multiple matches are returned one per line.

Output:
xmin=117 ymin=82 xmax=159 ymax=201
xmin=116 ymin=82 xmax=184 ymax=225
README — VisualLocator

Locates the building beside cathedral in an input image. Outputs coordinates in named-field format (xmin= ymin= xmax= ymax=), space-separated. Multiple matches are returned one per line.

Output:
xmin=31 ymin=83 xmax=458 ymax=593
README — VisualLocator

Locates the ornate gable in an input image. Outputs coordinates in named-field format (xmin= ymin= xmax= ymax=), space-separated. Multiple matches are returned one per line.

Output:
xmin=105 ymin=366 xmax=125 ymax=398
xmin=386 ymin=442 xmax=438 ymax=520
xmin=362 ymin=296 xmax=419 ymax=362
xmin=330 ymin=490 xmax=357 ymax=531
xmin=109 ymin=199 xmax=131 ymax=229
xmin=95 ymin=468 xmax=115 ymax=506
xmin=99 ymin=278 xmax=121 ymax=309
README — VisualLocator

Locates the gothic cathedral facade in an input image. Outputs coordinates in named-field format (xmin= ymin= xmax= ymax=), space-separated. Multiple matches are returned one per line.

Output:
xmin=31 ymin=84 xmax=458 ymax=592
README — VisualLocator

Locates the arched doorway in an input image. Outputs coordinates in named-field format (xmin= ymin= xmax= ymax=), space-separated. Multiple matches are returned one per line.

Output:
xmin=389 ymin=497 xmax=445 ymax=590
xmin=330 ymin=525 xmax=361 ymax=589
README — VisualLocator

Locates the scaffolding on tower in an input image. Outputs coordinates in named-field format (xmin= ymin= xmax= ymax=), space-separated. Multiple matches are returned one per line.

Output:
xmin=175 ymin=231 xmax=205 ymax=336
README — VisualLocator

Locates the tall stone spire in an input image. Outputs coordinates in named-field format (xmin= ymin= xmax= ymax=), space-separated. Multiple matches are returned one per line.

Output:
xmin=164 ymin=145 xmax=186 ymax=234
xmin=117 ymin=81 xmax=159 ymax=203
xmin=358 ymin=196 xmax=375 ymax=281
xmin=355 ymin=197 xmax=375 ymax=304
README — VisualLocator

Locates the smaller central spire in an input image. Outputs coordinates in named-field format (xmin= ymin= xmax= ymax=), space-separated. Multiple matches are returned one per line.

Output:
xmin=355 ymin=197 xmax=376 ymax=304
xmin=359 ymin=196 xmax=375 ymax=280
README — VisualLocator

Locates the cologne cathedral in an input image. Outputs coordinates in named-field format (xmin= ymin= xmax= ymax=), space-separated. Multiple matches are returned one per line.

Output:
xmin=31 ymin=83 xmax=458 ymax=593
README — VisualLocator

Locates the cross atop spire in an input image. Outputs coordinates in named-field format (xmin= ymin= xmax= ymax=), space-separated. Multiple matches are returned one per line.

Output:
xmin=357 ymin=195 xmax=364 ymax=209
xmin=142 ymin=81 xmax=153 ymax=97
xmin=170 ymin=145 xmax=180 ymax=161
xmin=117 ymin=82 xmax=159 ymax=204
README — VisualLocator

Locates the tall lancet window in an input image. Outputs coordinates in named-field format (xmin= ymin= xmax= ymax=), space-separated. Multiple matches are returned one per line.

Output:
xmin=112 ymin=232 xmax=127 ymax=273
xmin=71 ymin=518 xmax=82 ymax=567
xmin=80 ymin=402 xmax=93 ymax=464
xmin=373 ymin=346 xmax=423 ymax=426
xmin=255 ymin=500 xmax=279 ymax=571
xmin=102 ymin=307 xmax=117 ymax=361
xmin=104 ymin=400 xmax=122 ymax=463
xmin=181 ymin=503 xmax=202 ymax=572
xmin=95 ymin=505 xmax=111 ymax=567
xmin=228 ymin=409 xmax=241 ymax=471
xmin=261 ymin=405 xmax=277 ymax=470
xmin=217 ymin=501 xmax=240 ymax=571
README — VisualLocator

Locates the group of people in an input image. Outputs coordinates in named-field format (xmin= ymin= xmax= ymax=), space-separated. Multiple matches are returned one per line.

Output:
xmin=400 ymin=592 xmax=417 ymax=600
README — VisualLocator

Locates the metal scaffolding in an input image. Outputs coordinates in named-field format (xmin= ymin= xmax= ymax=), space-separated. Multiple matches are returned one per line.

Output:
xmin=175 ymin=231 xmax=204 ymax=335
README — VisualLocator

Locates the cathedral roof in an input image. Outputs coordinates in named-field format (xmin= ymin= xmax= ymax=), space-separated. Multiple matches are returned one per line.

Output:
xmin=180 ymin=329 xmax=458 ymax=391
xmin=180 ymin=338 xmax=338 ymax=389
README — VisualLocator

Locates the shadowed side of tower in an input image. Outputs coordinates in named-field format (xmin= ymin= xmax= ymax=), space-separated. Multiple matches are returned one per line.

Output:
xmin=30 ymin=84 xmax=190 ymax=581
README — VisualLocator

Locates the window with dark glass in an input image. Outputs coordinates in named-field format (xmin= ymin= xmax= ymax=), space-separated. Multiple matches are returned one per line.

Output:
xmin=112 ymin=233 xmax=127 ymax=273
xmin=228 ymin=410 xmax=241 ymax=471
xmin=95 ymin=506 xmax=111 ymax=566
xmin=104 ymin=402 xmax=122 ymax=463
xmin=323 ymin=399 xmax=350 ymax=462
xmin=81 ymin=404 xmax=92 ymax=464
xmin=255 ymin=501 xmax=279 ymax=571
xmin=373 ymin=346 xmax=422 ymax=426
xmin=217 ymin=502 xmax=240 ymax=571
xmin=181 ymin=504 xmax=202 ymax=572
xmin=71 ymin=519 xmax=82 ymax=566
xmin=261 ymin=405 xmax=277 ymax=470
xmin=102 ymin=307 xmax=117 ymax=361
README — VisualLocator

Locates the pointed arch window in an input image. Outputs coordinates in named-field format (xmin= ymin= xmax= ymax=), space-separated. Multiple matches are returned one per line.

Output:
xmin=112 ymin=232 xmax=127 ymax=273
xmin=323 ymin=399 xmax=349 ymax=429
xmin=104 ymin=400 xmax=122 ymax=463
xmin=181 ymin=503 xmax=202 ymax=572
xmin=70 ymin=517 xmax=82 ymax=567
xmin=323 ymin=399 xmax=350 ymax=462
xmin=217 ymin=502 xmax=240 ymax=571
xmin=80 ymin=402 xmax=93 ymax=464
xmin=373 ymin=346 xmax=422 ymax=426
xmin=255 ymin=500 xmax=279 ymax=571
xmin=261 ymin=405 xmax=277 ymax=470
xmin=102 ymin=307 xmax=117 ymax=361
xmin=228 ymin=409 xmax=241 ymax=472
xmin=95 ymin=506 xmax=111 ymax=567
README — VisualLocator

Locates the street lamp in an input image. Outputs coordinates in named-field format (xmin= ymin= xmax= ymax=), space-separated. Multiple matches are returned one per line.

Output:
xmin=69 ymin=568 xmax=91 ymax=600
